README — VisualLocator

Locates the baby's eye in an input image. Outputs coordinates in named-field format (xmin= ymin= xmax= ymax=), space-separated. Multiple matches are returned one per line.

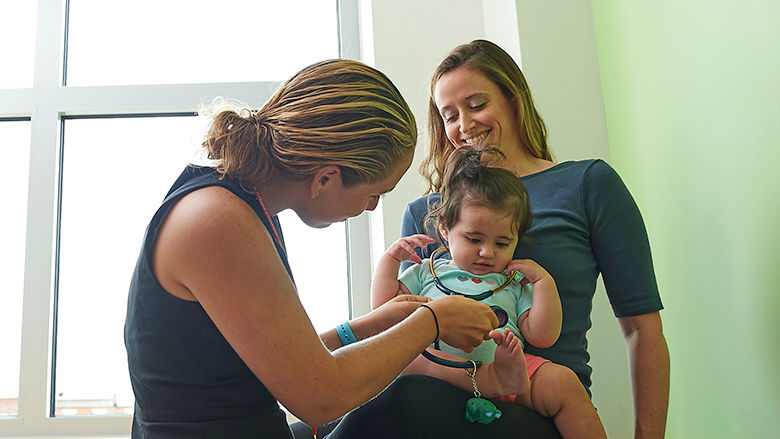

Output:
xmin=496 ymin=242 xmax=509 ymax=248
xmin=468 ymin=237 xmax=481 ymax=244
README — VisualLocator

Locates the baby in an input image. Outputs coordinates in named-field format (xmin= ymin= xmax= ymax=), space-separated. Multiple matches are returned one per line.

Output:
xmin=372 ymin=146 xmax=606 ymax=439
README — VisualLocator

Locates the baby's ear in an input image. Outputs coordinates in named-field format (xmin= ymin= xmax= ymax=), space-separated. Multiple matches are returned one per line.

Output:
xmin=438 ymin=223 xmax=449 ymax=241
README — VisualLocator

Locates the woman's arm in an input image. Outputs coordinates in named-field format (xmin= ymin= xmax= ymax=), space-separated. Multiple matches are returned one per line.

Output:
xmin=153 ymin=187 xmax=498 ymax=426
xmin=506 ymin=259 xmax=561 ymax=348
xmin=619 ymin=312 xmax=670 ymax=439
xmin=583 ymin=161 xmax=668 ymax=437
xmin=320 ymin=294 xmax=429 ymax=351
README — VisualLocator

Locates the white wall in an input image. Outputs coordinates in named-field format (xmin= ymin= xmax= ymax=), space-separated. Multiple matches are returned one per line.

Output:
xmin=363 ymin=0 xmax=633 ymax=437
xmin=362 ymin=0 xmax=485 ymax=247
xmin=512 ymin=4 xmax=632 ymax=437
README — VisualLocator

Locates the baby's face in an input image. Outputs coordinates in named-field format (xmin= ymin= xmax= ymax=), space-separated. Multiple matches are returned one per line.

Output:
xmin=440 ymin=204 xmax=518 ymax=275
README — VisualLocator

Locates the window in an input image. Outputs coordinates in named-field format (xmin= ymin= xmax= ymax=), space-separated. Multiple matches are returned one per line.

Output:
xmin=0 ymin=119 xmax=32 ymax=418
xmin=53 ymin=115 xmax=209 ymax=416
xmin=0 ymin=0 xmax=362 ymax=436
xmin=65 ymin=0 xmax=338 ymax=86
xmin=0 ymin=3 xmax=37 ymax=89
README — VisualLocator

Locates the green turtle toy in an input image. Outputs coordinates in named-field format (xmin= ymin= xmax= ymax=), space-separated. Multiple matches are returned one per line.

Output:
xmin=465 ymin=396 xmax=502 ymax=424
xmin=462 ymin=360 xmax=502 ymax=424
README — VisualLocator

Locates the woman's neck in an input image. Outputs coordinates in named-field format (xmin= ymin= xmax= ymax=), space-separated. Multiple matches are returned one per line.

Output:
xmin=502 ymin=147 xmax=556 ymax=178
xmin=254 ymin=176 xmax=304 ymax=216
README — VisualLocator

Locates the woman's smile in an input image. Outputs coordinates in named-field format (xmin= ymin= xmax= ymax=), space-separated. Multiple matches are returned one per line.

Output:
xmin=461 ymin=130 xmax=491 ymax=146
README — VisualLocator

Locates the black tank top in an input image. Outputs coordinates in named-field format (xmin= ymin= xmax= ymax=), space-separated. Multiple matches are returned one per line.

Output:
xmin=124 ymin=166 xmax=294 ymax=438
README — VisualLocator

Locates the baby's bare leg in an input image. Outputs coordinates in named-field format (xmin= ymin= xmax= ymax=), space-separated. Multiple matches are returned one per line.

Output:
xmin=483 ymin=328 xmax=530 ymax=396
xmin=515 ymin=362 xmax=606 ymax=439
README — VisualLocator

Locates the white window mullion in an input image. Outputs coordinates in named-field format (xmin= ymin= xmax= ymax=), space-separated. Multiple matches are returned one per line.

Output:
xmin=13 ymin=111 xmax=57 ymax=435
xmin=13 ymin=0 xmax=66 ymax=434
xmin=34 ymin=0 xmax=66 ymax=89
xmin=338 ymin=0 xmax=362 ymax=61
xmin=346 ymin=215 xmax=372 ymax=318
xmin=0 ymin=90 xmax=35 ymax=116
xmin=16 ymin=112 xmax=135 ymax=437
xmin=339 ymin=0 xmax=376 ymax=320
xmin=50 ymin=83 xmax=281 ymax=117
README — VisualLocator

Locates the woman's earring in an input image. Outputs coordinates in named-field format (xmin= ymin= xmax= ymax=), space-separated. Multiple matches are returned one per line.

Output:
xmin=315 ymin=190 xmax=320 ymax=199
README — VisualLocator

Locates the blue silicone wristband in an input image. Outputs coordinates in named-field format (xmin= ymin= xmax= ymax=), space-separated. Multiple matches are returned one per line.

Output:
xmin=337 ymin=322 xmax=358 ymax=346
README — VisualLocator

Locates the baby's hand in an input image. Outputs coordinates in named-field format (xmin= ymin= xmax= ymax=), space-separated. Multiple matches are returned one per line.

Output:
xmin=505 ymin=259 xmax=552 ymax=285
xmin=385 ymin=234 xmax=436 ymax=264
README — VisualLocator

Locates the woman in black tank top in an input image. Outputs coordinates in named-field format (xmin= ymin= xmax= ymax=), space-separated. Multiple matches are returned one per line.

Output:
xmin=124 ymin=59 xmax=501 ymax=438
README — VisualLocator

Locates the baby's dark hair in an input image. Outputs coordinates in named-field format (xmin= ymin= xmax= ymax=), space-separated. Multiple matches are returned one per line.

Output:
xmin=425 ymin=146 xmax=531 ymax=243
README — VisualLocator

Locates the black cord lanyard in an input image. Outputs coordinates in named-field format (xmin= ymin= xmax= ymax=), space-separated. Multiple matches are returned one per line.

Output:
xmin=428 ymin=247 xmax=516 ymax=299
xmin=423 ymin=247 xmax=517 ymax=369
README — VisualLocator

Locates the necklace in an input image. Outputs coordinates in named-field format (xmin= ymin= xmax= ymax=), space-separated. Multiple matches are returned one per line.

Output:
xmin=254 ymin=191 xmax=285 ymax=252
xmin=256 ymin=192 xmax=308 ymax=432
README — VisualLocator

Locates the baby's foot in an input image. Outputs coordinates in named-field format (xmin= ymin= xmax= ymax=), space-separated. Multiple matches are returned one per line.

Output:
xmin=488 ymin=328 xmax=530 ymax=396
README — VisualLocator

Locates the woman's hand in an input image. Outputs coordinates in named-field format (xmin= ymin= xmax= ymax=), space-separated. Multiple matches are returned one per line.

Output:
xmin=427 ymin=295 xmax=499 ymax=352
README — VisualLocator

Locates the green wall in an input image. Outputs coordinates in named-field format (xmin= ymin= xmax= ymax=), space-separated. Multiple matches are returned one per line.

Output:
xmin=591 ymin=0 xmax=780 ymax=437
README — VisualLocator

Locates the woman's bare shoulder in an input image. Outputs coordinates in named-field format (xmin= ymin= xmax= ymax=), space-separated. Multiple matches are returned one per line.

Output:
xmin=153 ymin=185 xmax=273 ymax=300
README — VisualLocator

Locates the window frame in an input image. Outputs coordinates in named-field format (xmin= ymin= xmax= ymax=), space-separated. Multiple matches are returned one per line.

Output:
xmin=0 ymin=0 xmax=364 ymax=436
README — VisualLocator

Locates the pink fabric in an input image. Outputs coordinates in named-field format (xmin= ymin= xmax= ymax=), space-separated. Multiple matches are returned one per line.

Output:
xmin=524 ymin=352 xmax=550 ymax=377
xmin=495 ymin=353 xmax=551 ymax=404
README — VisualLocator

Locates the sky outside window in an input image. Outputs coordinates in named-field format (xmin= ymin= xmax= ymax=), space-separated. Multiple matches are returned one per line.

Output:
xmin=65 ymin=0 xmax=338 ymax=86
xmin=0 ymin=2 xmax=36 ymax=89
xmin=0 ymin=120 xmax=32 ymax=417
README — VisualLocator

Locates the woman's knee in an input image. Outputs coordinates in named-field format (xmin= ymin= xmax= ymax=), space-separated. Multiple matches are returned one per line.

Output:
xmin=359 ymin=374 xmax=451 ymax=416
xmin=377 ymin=374 xmax=430 ymax=405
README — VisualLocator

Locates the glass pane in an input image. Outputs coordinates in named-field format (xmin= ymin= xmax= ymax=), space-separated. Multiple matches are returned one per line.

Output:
xmin=0 ymin=1 xmax=37 ymax=88
xmin=0 ymin=120 xmax=32 ymax=417
xmin=55 ymin=115 xmax=350 ymax=415
xmin=279 ymin=210 xmax=349 ymax=334
xmin=65 ymin=0 xmax=339 ymax=86
xmin=55 ymin=116 xmax=210 ymax=416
